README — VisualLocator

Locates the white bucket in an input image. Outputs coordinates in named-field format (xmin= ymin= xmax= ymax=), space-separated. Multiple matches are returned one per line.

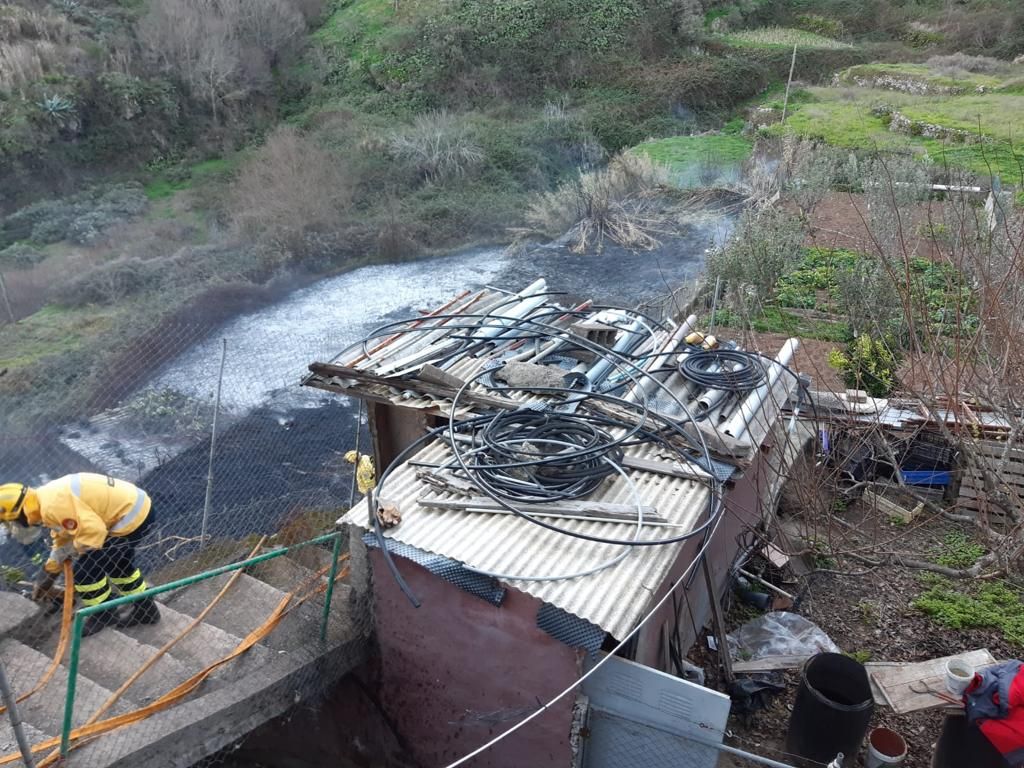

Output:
xmin=867 ymin=727 xmax=908 ymax=768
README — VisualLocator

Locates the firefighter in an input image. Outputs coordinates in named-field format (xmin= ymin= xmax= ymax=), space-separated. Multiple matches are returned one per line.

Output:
xmin=0 ymin=474 xmax=160 ymax=637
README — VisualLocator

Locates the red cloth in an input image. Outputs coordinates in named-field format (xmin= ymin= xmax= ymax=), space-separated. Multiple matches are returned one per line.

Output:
xmin=979 ymin=669 xmax=1024 ymax=766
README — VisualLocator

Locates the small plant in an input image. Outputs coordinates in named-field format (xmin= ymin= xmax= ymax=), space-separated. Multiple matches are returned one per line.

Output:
xmin=857 ymin=600 xmax=878 ymax=626
xmin=0 ymin=565 xmax=26 ymax=585
xmin=123 ymin=388 xmax=213 ymax=438
xmin=828 ymin=335 xmax=901 ymax=398
xmin=933 ymin=531 xmax=986 ymax=570
xmin=37 ymin=93 xmax=77 ymax=128
xmin=914 ymin=577 xmax=1024 ymax=646
xmin=844 ymin=649 xmax=872 ymax=664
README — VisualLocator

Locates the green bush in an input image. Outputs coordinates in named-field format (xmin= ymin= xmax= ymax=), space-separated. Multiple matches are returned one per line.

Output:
xmin=828 ymin=334 xmax=901 ymax=397
xmin=794 ymin=13 xmax=845 ymax=40
xmin=0 ymin=243 xmax=46 ymax=268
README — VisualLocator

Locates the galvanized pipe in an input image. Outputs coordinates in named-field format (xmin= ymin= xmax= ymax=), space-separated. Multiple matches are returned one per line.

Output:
xmin=0 ymin=656 xmax=37 ymax=768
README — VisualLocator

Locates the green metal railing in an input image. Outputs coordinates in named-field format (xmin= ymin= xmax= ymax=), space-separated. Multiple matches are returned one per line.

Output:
xmin=60 ymin=529 xmax=345 ymax=757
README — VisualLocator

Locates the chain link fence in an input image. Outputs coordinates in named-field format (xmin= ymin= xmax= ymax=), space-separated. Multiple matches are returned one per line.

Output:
xmin=0 ymin=322 xmax=373 ymax=768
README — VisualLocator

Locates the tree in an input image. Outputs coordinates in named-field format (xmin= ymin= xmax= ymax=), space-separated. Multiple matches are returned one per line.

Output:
xmin=230 ymin=126 xmax=353 ymax=249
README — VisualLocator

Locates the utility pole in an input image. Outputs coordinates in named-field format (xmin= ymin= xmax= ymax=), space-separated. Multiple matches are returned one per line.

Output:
xmin=781 ymin=44 xmax=798 ymax=124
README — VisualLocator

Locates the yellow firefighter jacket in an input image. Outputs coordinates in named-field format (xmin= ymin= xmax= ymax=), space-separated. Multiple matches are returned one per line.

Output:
xmin=29 ymin=473 xmax=151 ymax=557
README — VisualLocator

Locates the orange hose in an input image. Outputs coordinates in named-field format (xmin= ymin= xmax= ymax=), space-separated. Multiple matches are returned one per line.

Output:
xmin=12 ymin=561 xmax=349 ymax=768
xmin=0 ymin=560 xmax=74 ymax=717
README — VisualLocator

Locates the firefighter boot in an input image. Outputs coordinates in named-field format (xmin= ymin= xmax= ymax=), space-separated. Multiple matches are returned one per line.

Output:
xmin=116 ymin=597 xmax=160 ymax=629
xmin=81 ymin=605 xmax=120 ymax=637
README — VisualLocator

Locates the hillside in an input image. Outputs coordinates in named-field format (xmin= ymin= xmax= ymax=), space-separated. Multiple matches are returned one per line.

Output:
xmin=1 ymin=0 xmax=1024 ymax=426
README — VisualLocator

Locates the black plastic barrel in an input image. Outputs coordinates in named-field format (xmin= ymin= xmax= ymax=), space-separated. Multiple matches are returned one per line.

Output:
xmin=785 ymin=652 xmax=874 ymax=766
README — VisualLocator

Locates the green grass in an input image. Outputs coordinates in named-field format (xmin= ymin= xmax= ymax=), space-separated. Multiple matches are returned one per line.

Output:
xmin=313 ymin=0 xmax=404 ymax=70
xmin=722 ymin=27 xmax=853 ymax=50
xmin=772 ymin=85 xmax=1024 ymax=183
xmin=933 ymin=531 xmax=987 ymax=569
xmin=713 ymin=305 xmax=853 ymax=342
xmin=838 ymin=63 xmax=1007 ymax=92
xmin=633 ymin=134 xmax=753 ymax=171
xmin=914 ymin=575 xmax=1024 ymax=645
xmin=144 ymin=156 xmax=234 ymax=200
xmin=0 ymin=304 xmax=121 ymax=370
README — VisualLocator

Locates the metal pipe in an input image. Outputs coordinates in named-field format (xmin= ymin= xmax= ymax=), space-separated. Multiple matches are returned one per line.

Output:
xmin=0 ymin=657 xmax=37 ymax=767
xmin=60 ymin=613 xmax=85 ymax=757
xmin=737 ymin=567 xmax=795 ymax=599
xmin=201 ymin=337 xmax=227 ymax=550
xmin=320 ymin=530 xmax=344 ymax=643
xmin=722 ymin=339 xmax=799 ymax=440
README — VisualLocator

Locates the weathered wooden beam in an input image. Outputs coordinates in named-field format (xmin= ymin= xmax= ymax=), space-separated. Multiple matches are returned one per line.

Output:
xmin=416 ymin=495 xmax=665 ymax=522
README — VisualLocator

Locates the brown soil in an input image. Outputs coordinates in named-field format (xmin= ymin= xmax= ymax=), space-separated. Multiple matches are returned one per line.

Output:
xmin=803 ymin=193 xmax=948 ymax=264
xmin=733 ymin=329 xmax=845 ymax=393
xmin=698 ymin=498 xmax=1018 ymax=768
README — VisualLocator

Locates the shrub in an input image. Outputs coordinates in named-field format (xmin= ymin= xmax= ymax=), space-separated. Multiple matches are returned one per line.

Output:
xmin=523 ymin=152 xmax=669 ymax=252
xmin=387 ymin=110 xmax=485 ymax=184
xmin=53 ymin=258 xmax=162 ymax=307
xmin=230 ymin=126 xmax=353 ymax=249
xmin=828 ymin=334 xmax=901 ymax=397
xmin=794 ymin=14 xmax=845 ymax=40
xmin=0 ymin=243 xmax=46 ymax=268
xmin=1 ymin=182 xmax=149 ymax=245
xmin=123 ymin=387 xmax=213 ymax=438
xmin=926 ymin=53 xmax=1011 ymax=77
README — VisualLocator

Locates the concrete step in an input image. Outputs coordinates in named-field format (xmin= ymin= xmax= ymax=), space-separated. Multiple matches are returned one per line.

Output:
xmin=118 ymin=602 xmax=272 ymax=685
xmin=40 ymin=628 xmax=192 ymax=707
xmin=249 ymin=555 xmax=324 ymax=594
xmin=288 ymin=540 xmax=339 ymax=574
xmin=0 ymin=638 xmax=135 ymax=736
xmin=157 ymin=573 xmax=298 ymax=652
xmin=0 ymin=719 xmax=49 ymax=768
xmin=0 ymin=592 xmax=41 ymax=640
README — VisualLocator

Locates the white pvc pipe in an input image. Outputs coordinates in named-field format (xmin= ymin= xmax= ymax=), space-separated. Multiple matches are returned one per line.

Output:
xmin=722 ymin=338 xmax=799 ymax=440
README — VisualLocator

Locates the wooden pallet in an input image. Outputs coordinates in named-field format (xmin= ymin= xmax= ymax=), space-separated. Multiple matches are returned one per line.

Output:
xmin=957 ymin=439 xmax=1024 ymax=519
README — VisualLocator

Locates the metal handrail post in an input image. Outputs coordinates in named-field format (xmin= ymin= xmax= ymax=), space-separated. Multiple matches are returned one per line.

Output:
xmin=0 ymin=656 xmax=38 ymax=767
xmin=320 ymin=529 xmax=343 ymax=643
xmin=59 ymin=613 xmax=85 ymax=757
xmin=59 ymin=531 xmax=342 ymax=752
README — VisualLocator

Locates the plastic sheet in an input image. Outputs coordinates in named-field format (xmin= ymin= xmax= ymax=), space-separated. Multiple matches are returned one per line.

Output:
xmin=728 ymin=611 xmax=839 ymax=660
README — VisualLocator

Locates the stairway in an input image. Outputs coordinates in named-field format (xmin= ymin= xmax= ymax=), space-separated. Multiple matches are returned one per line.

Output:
xmin=0 ymin=546 xmax=368 ymax=768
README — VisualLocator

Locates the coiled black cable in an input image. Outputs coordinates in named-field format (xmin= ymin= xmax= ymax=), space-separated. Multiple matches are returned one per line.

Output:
xmin=678 ymin=349 xmax=767 ymax=392
xmin=467 ymin=410 xmax=624 ymax=502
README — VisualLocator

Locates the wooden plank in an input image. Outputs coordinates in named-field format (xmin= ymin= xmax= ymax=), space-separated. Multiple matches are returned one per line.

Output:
xmin=419 ymin=363 xmax=468 ymax=390
xmin=866 ymin=649 xmax=996 ymax=714
xmin=863 ymin=489 xmax=923 ymax=523
xmin=417 ymin=495 xmax=665 ymax=522
xmin=621 ymin=455 xmax=710 ymax=481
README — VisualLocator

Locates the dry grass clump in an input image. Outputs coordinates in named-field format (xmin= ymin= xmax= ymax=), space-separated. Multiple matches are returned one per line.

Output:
xmin=523 ymin=152 xmax=670 ymax=253
xmin=926 ymin=53 xmax=1012 ymax=77
xmin=387 ymin=109 xmax=485 ymax=184
xmin=0 ymin=5 xmax=72 ymax=93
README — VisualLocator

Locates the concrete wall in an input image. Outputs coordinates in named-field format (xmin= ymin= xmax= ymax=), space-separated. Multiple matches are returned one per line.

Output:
xmin=368 ymin=548 xmax=581 ymax=768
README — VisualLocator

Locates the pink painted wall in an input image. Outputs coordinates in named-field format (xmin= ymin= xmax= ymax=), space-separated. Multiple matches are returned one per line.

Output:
xmin=369 ymin=548 xmax=581 ymax=768
xmin=633 ymin=444 xmax=772 ymax=670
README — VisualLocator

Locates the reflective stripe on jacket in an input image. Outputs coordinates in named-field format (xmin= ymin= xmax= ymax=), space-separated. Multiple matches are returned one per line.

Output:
xmin=35 ymin=473 xmax=151 ymax=554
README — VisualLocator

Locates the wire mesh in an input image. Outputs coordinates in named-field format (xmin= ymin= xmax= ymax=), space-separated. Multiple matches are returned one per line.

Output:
xmin=0 ymin=323 xmax=372 ymax=768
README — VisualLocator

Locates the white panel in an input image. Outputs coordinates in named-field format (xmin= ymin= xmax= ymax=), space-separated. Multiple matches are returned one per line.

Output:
xmin=583 ymin=654 xmax=730 ymax=740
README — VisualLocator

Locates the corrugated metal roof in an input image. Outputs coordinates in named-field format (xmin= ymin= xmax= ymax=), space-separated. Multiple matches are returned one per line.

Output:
xmin=340 ymin=437 xmax=714 ymax=640
xmin=321 ymin=279 xmax=801 ymax=639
